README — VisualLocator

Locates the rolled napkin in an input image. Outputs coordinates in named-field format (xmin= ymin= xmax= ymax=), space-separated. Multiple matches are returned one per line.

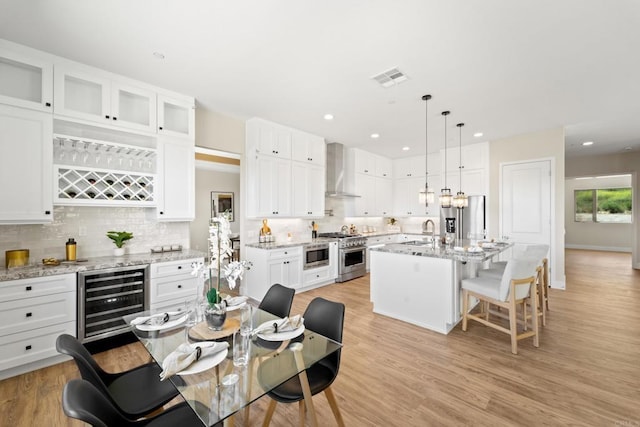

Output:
xmin=130 ymin=311 xmax=185 ymax=326
xmin=224 ymin=295 xmax=248 ymax=307
xmin=160 ymin=341 xmax=229 ymax=381
xmin=254 ymin=314 xmax=304 ymax=336
xmin=453 ymin=246 xmax=465 ymax=252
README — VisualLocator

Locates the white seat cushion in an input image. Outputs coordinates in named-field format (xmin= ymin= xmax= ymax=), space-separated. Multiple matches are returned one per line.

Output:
xmin=461 ymin=276 xmax=501 ymax=301
xmin=477 ymin=267 xmax=504 ymax=280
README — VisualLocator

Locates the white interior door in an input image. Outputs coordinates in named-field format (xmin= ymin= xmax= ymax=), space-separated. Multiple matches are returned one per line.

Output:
xmin=501 ymin=159 xmax=551 ymax=253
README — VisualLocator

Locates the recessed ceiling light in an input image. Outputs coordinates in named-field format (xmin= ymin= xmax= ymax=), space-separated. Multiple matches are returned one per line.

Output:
xmin=371 ymin=133 xmax=380 ymax=139
xmin=323 ymin=114 xmax=334 ymax=120
xmin=152 ymin=52 xmax=165 ymax=60
xmin=402 ymin=146 xmax=410 ymax=151
xmin=473 ymin=132 xmax=483 ymax=138
xmin=582 ymin=141 xmax=594 ymax=146
xmin=624 ymin=146 xmax=632 ymax=151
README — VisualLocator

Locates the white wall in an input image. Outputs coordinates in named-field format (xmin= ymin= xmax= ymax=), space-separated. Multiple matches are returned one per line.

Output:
xmin=489 ymin=127 xmax=566 ymax=288
xmin=565 ymin=175 xmax=632 ymax=252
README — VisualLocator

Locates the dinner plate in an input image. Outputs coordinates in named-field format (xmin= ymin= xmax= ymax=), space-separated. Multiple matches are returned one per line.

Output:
xmin=134 ymin=314 xmax=188 ymax=332
xmin=256 ymin=320 xmax=305 ymax=341
xmin=176 ymin=344 xmax=228 ymax=376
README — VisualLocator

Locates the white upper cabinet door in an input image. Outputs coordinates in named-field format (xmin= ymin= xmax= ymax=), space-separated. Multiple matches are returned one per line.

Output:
xmin=248 ymin=118 xmax=291 ymax=159
xmin=353 ymin=173 xmax=376 ymax=216
xmin=111 ymin=83 xmax=157 ymax=133
xmin=375 ymin=177 xmax=393 ymax=216
xmin=352 ymin=148 xmax=376 ymax=175
xmin=461 ymin=142 xmax=488 ymax=170
xmin=54 ymin=66 xmax=110 ymax=124
xmin=291 ymin=130 xmax=325 ymax=166
xmin=375 ymin=155 xmax=393 ymax=178
xmin=156 ymin=137 xmax=195 ymax=221
xmin=0 ymin=105 xmax=53 ymax=223
xmin=291 ymin=162 xmax=325 ymax=217
xmin=157 ymin=95 xmax=195 ymax=139
xmin=393 ymin=156 xmax=425 ymax=178
xmin=0 ymin=46 xmax=53 ymax=112
xmin=254 ymin=155 xmax=291 ymax=217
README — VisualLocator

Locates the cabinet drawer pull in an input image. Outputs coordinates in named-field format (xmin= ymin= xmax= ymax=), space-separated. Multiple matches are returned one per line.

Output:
xmin=113 ymin=117 xmax=117 ymax=121
xmin=26 ymin=312 xmax=32 ymax=317
xmin=177 ymin=266 xmax=182 ymax=269
xmin=45 ymin=102 xmax=51 ymax=107
xmin=25 ymin=345 xmax=32 ymax=351
xmin=45 ymin=210 xmax=51 ymax=215
xmin=178 ymin=284 xmax=182 ymax=289
xmin=105 ymin=115 xmax=110 ymax=119
xmin=159 ymin=126 xmax=163 ymax=130
xmin=26 ymin=286 xmax=32 ymax=291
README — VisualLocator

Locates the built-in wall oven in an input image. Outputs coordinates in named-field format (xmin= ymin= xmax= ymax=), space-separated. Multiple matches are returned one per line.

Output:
xmin=77 ymin=265 xmax=149 ymax=343
xmin=303 ymin=242 xmax=330 ymax=270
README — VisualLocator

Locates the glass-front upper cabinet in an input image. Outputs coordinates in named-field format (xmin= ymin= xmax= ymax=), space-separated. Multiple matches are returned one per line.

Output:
xmin=157 ymin=94 xmax=195 ymax=139
xmin=54 ymin=65 xmax=157 ymax=134
xmin=0 ymin=44 xmax=53 ymax=112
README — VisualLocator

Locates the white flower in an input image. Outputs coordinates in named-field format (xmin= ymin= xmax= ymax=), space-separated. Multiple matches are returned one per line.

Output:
xmin=222 ymin=260 xmax=252 ymax=290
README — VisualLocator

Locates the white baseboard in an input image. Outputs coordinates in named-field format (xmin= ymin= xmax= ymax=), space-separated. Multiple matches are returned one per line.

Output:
xmin=565 ymin=244 xmax=631 ymax=253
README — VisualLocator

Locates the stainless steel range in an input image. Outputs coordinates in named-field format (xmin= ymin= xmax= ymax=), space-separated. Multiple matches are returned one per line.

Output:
xmin=318 ymin=233 xmax=367 ymax=282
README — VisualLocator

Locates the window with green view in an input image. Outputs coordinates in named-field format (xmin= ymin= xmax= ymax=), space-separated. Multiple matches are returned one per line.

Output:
xmin=574 ymin=188 xmax=632 ymax=223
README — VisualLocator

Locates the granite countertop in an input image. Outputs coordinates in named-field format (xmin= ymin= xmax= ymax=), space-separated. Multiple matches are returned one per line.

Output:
xmin=371 ymin=240 xmax=512 ymax=263
xmin=245 ymin=237 xmax=337 ymax=250
xmin=0 ymin=249 xmax=207 ymax=282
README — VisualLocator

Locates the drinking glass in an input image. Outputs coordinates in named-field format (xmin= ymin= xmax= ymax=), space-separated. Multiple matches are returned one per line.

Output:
xmin=239 ymin=304 xmax=253 ymax=336
xmin=184 ymin=300 xmax=198 ymax=342
xmin=232 ymin=331 xmax=250 ymax=367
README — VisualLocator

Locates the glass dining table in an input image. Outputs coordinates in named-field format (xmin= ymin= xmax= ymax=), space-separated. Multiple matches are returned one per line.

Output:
xmin=123 ymin=305 xmax=341 ymax=426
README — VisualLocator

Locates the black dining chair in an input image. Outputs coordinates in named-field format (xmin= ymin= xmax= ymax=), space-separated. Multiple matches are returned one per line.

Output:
xmin=260 ymin=297 xmax=346 ymax=426
xmin=258 ymin=283 xmax=296 ymax=318
xmin=56 ymin=334 xmax=181 ymax=419
xmin=62 ymin=379 xmax=207 ymax=427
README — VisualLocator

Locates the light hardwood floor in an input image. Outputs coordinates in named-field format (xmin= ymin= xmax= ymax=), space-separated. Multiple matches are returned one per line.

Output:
xmin=1 ymin=249 xmax=639 ymax=426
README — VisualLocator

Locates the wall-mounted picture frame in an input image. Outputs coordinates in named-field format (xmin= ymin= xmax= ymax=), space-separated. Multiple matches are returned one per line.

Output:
xmin=211 ymin=191 xmax=234 ymax=222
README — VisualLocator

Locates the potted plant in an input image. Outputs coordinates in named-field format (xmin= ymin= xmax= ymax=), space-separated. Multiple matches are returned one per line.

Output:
xmin=106 ymin=231 xmax=133 ymax=256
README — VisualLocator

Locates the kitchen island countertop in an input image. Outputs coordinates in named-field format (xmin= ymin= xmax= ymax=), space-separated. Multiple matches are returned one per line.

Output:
xmin=0 ymin=249 xmax=207 ymax=282
xmin=371 ymin=240 xmax=512 ymax=263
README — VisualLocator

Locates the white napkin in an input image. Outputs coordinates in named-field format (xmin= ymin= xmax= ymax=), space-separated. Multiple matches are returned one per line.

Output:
xmin=160 ymin=341 xmax=229 ymax=381
xmin=130 ymin=311 xmax=183 ymax=326
xmin=453 ymin=246 xmax=465 ymax=252
xmin=255 ymin=315 xmax=304 ymax=335
xmin=468 ymin=246 xmax=483 ymax=253
xmin=224 ymin=295 xmax=248 ymax=307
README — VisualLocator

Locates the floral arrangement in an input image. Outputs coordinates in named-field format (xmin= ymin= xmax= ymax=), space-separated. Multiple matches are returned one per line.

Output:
xmin=191 ymin=216 xmax=251 ymax=305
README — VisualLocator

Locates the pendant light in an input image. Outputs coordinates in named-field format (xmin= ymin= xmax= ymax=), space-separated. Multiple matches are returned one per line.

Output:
xmin=439 ymin=111 xmax=452 ymax=208
xmin=453 ymin=122 xmax=469 ymax=209
xmin=418 ymin=94 xmax=435 ymax=206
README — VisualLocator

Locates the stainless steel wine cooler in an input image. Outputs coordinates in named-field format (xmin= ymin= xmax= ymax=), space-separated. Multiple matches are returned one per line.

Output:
xmin=77 ymin=265 xmax=149 ymax=343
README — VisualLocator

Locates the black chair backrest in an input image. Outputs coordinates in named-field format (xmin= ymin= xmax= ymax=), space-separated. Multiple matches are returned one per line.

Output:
xmin=63 ymin=379 xmax=135 ymax=427
xmin=56 ymin=334 xmax=115 ymax=404
xmin=258 ymin=283 xmax=295 ymax=318
xmin=303 ymin=297 xmax=345 ymax=374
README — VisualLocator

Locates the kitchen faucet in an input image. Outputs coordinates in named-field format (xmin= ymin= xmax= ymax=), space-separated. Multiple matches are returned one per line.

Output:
xmin=424 ymin=219 xmax=436 ymax=248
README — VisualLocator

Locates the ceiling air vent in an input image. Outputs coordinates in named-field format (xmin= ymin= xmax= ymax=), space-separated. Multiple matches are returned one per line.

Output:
xmin=372 ymin=67 xmax=408 ymax=88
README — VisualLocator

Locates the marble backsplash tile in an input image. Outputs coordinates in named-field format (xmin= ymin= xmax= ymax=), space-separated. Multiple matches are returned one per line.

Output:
xmin=1 ymin=206 xmax=190 ymax=267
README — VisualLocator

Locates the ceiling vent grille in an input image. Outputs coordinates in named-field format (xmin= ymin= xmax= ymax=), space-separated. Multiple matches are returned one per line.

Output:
xmin=372 ymin=67 xmax=408 ymax=88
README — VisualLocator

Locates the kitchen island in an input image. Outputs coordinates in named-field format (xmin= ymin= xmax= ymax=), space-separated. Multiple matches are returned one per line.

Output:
xmin=370 ymin=241 xmax=512 ymax=334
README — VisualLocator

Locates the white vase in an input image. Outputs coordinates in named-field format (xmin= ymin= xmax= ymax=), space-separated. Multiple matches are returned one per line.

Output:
xmin=113 ymin=247 xmax=125 ymax=256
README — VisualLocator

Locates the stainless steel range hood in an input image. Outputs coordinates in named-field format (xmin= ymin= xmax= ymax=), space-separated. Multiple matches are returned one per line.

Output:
xmin=325 ymin=142 xmax=360 ymax=198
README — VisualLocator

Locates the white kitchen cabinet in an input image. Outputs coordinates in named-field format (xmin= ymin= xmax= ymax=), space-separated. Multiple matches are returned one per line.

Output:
xmin=156 ymin=137 xmax=195 ymax=221
xmin=253 ymin=155 xmax=291 ymax=217
xmin=157 ymin=94 xmax=195 ymax=139
xmin=375 ymin=177 xmax=393 ymax=216
xmin=443 ymin=141 xmax=489 ymax=173
xmin=54 ymin=65 xmax=158 ymax=134
xmin=446 ymin=168 xmax=488 ymax=197
xmin=394 ymin=156 xmax=425 ymax=178
xmin=0 ymin=105 xmax=53 ymax=224
xmin=375 ymin=156 xmax=393 ymax=178
xmin=291 ymin=130 xmax=325 ymax=166
xmin=351 ymin=148 xmax=392 ymax=178
xmin=291 ymin=162 xmax=325 ymax=217
xmin=353 ymin=173 xmax=376 ymax=216
xmin=149 ymin=257 xmax=204 ymax=311
xmin=0 ymin=274 xmax=76 ymax=379
xmin=329 ymin=242 xmax=338 ymax=280
xmin=244 ymin=246 xmax=303 ymax=301
xmin=247 ymin=118 xmax=292 ymax=160
xmin=0 ymin=42 xmax=53 ymax=112
xmin=393 ymin=174 xmax=440 ymax=217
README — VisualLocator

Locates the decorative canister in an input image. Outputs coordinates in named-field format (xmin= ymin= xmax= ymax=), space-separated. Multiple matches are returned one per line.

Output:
xmin=6 ymin=249 xmax=29 ymax=268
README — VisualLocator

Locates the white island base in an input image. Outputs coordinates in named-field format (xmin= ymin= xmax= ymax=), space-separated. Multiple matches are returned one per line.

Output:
xmin=370 ymin=250 xmax=475 ymax=335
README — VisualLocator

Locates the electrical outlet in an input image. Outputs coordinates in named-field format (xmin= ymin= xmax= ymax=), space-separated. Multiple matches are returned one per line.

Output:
xmin=78 ymin=226 xmax=87 ymax=237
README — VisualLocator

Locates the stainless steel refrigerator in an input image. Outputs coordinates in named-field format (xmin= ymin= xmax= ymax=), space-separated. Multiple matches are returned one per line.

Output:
xmin=440 ymin=195 xmax=486 ymax=241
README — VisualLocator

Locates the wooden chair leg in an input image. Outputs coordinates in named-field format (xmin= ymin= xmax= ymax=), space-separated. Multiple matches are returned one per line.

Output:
xmin=299 ymin=401 xmax=306 ymax=427
xmin=462 ymin=289 xmax=469 ymax=331
xmin=531 ymin=282 xmax=540 ymax=348
xmin=522 ymin=300 xmax=528 ymax=331
xmin=509 ymin=296 xmax=518 ymax=355
xmin=262 ymin=399 xmax=277 ymax=427
xmin=324 ymin=386 xmax=345 ymax=427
